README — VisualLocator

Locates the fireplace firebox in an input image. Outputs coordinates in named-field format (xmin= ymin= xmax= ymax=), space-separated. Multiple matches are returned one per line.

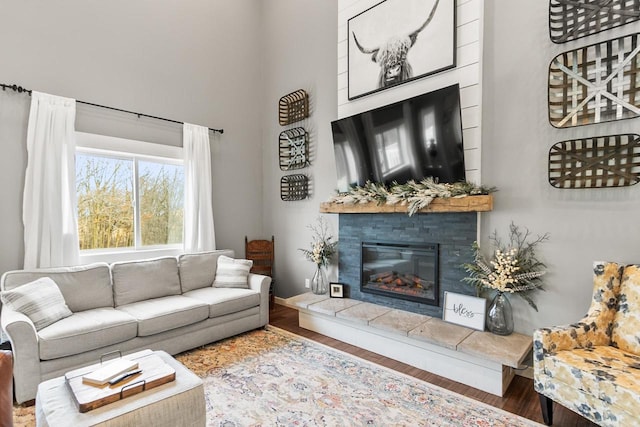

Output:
xmin=361 ymin=242 xmax=439 ymax=306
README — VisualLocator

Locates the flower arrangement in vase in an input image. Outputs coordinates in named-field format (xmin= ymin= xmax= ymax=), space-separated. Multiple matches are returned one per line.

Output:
xmin=299 ymin=217 xmax=338 ymax=295
xmin=462 ymin=222 xmax=549 ymax=335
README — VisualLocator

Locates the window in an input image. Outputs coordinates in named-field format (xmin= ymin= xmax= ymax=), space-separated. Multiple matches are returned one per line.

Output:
xmin=75 ymin=132 xmax=184 ymax=253
xmin=137 ymin=160 xmax=184 ymax=246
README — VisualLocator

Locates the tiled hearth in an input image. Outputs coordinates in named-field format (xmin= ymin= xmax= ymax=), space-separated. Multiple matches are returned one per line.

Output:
xmin=338 ymin=212 xmax=477 ymax=317
xmin=286 ymin=293 xmax=533 ymax=396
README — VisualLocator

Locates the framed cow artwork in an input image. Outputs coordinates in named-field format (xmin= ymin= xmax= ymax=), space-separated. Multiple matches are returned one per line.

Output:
xmin=348 ymin=0 xmax=456 ymax=100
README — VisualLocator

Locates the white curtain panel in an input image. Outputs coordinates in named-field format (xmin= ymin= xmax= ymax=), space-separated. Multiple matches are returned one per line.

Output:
xmin=183 ymin=123 xmax=216 ymax=252
xmin=23 ymin=91 xmax=80 ymax=268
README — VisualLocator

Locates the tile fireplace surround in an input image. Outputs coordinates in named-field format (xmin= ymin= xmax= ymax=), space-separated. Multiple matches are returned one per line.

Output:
xmin=337 ymin=211 xmax=477 ymax=318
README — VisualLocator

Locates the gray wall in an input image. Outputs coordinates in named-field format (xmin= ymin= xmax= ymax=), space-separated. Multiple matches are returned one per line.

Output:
xmin=261 ymin=0 xmax=339 ymax=297
xmin=482 ymin=1 xmax=640 ymax=333
xmin=0 ymin=0 xmax=265 ymax=275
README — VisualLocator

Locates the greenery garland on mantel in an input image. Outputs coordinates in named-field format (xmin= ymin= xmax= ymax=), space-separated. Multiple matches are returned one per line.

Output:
xmin=327 ymin=179 xmax=497 ymax=216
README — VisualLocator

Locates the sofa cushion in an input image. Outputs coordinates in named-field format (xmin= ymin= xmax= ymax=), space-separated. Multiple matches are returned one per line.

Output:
xmin=1 ymin=277 xmax=72 ymax=331
xmin=182 ymin=287 xmax=260 ymax=317
xmin=1 ymin=263 xmax=113 ymax=312
xmin=116 ymin=295 xmax=209 ymax=336
xmin=612 ymin=264 xmax=640 ymax=354
xmin=178 ymin=250 xmax=234 ymax=293
xmin=544 ymin=345 xmax=640 ymax=417
xmin=37 ymin=307 xmax=138 ymax=360
xmin=111 ymin=257 xmax=181 ymax=306
xmin=213 ymin=256 xmax=252 ymax=289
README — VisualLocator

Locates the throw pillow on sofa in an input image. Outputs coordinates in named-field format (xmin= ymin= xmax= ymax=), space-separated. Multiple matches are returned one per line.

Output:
xmin=1 ymin=277 xmax=72 ymax=331
xmin=213 ymin=256 xmax=253 ymax=289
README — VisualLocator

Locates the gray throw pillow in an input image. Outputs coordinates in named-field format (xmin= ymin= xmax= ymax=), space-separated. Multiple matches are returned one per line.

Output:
xmin=1 ymin=277 xmax=72 ymax=331
xmin=213 ymin=256 xmax=253 ymax=289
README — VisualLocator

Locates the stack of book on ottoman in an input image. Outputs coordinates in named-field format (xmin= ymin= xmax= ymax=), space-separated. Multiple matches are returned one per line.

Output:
xmin=66 ymin=350 xmax=176 ymax=412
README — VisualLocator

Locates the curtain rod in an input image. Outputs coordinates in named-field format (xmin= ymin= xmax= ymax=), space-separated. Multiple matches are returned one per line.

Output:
xmin=1 ymin=83 xmax=224 ymax=134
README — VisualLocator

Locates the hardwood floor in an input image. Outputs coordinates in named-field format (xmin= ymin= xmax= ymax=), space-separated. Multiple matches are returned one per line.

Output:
xmin=269 ymin=304 xmax=597 ymax=427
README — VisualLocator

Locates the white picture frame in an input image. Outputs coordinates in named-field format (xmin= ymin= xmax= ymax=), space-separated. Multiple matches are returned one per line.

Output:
xmin=442 ymin=291 xmax=486 ymax=331
xmin=347 ymin=0 xmax=456 ymax=100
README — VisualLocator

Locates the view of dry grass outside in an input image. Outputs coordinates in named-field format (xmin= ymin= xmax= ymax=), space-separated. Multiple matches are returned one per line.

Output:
xmin=76 ymin=153 xmax=184 ymax=250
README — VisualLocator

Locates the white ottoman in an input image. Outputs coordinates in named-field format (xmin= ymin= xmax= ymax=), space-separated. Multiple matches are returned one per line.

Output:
xmin=36 ymin=350 xmax=205 ymax=427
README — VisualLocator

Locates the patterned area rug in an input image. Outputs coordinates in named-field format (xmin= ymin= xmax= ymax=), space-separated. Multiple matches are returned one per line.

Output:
xmin=14 ymin=327 xmax=541 ymax=426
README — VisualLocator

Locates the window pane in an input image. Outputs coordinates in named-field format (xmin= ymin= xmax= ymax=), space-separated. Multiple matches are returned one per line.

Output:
xmin=139 ymin=161 xmax=184 ymax=246
xmin=76 ymin=154 xmax=134 ymax=250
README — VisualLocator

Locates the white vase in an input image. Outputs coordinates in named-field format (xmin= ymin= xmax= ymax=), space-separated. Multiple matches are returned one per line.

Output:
xmin=311 ymin=265 xmax=328 ymax=295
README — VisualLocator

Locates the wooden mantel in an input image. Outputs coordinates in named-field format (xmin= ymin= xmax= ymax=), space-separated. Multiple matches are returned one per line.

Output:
xmin=319 ymin=194 xmax=493 ymax=214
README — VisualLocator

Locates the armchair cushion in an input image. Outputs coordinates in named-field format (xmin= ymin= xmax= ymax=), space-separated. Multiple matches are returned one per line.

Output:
xmin=612 ymin=264 xmax=640 ymax=354
xmin=544 ymin=346 xmax=640 ymax=417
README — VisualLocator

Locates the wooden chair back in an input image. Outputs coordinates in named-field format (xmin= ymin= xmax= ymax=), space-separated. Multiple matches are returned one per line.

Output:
xmin=245 ymin=236 xmax=274 ymax=277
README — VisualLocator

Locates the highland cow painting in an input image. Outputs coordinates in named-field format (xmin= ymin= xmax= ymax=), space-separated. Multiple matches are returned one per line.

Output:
xmin=348 ymin=0 xmax=456 ymax=100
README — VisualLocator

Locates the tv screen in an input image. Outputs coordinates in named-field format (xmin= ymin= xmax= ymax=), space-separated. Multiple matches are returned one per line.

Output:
xmin=331 ymin=84 xmax=465 ymax=192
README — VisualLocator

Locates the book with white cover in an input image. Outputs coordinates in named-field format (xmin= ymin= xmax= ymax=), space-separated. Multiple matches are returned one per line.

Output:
xmin=82 ymin=359 xmax=139 ymax=386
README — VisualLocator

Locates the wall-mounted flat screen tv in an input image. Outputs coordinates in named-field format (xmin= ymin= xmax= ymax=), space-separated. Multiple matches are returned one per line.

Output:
xmin=331 ymin=84 xmax=465 ymax=192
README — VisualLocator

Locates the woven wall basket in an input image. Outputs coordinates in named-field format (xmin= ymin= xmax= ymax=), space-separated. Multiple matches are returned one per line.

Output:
xmin=548 ymin=134 xmax=640 ymax=188
xmin=549 ymin=0 xmax=640 ymax=44
xmin=280 ymin=174 xmax=309 ymax=201
xmin=278 ymin=90 xmax=309 ymax=126
xmin=279 ymin=127 xmax=309 ymax=171
xmin=548 ymin=33 xmax=640 ymax=128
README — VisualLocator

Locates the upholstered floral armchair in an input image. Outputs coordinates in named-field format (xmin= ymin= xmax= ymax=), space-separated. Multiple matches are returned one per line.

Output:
xmin=533 ymin=262 xmax=640 ymax=426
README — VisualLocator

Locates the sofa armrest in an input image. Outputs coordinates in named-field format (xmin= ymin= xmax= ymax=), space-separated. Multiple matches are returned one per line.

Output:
xmin=248 ymin=273 xmax=271 ymax=327
xmin=1 ymin=306 xmax=41 ymax=403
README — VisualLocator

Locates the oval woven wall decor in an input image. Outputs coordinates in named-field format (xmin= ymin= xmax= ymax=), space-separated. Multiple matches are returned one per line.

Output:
xmin=548 ymin=33 xmax=640 ymax=128
xmin=548 ymin=134 xmax=640 ymax=188
xmin=549 ymin=0 xmax=640 ymax=44
xmin=278 ymin=89 xmax=309 ymax=126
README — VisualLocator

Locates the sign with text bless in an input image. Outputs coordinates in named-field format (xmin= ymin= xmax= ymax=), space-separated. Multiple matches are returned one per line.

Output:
xmin=442 ymin=291 xmax=486 ymax=331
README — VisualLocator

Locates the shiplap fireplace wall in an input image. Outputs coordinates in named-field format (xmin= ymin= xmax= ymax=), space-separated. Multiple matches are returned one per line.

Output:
xmin=334 ymin=0 xmax=485 ymax=314
xmin=337 ymin=0 xmax=483 ymax=184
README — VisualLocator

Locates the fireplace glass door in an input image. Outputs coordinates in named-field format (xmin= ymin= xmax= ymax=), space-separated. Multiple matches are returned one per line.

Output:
xmin=361 ymin=241 xmax=438 ymax=306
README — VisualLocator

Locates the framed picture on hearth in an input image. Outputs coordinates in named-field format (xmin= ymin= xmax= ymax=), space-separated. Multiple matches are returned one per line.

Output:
xmin=330 ymin=283 xmax=345 ymax=298
xmin=442 ymin=291 xmax=485 ymax=331
xmin=347 ymin=0 xmax=456 ymax=100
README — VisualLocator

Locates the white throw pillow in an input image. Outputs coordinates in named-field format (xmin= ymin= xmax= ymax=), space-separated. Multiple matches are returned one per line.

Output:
xmin=213 ymin=256 xmax=253 ymax=289
xmin=1 ymin=277 xmax=72 ymax=331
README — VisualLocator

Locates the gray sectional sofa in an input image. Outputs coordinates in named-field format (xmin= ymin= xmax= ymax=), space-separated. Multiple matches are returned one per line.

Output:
xmin=0 ymin=250 xmax=271 ymax=403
